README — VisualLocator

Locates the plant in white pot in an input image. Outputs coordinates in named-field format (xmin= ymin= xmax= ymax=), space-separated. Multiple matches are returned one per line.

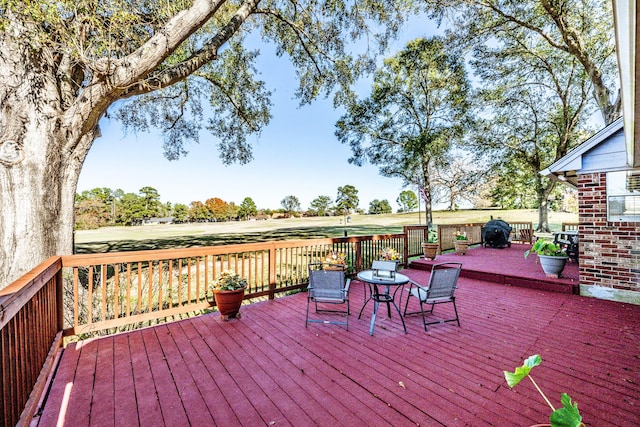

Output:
xmin=524 ymin=239 xmax=568 ymax=278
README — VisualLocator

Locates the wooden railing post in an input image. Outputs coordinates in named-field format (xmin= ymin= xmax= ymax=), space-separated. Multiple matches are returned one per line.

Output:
xmin=268 ymin=244 xmax=277 ymax=300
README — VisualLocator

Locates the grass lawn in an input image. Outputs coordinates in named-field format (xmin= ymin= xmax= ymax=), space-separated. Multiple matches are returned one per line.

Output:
xmin=75 ymin=208 xmax=578 ymax=254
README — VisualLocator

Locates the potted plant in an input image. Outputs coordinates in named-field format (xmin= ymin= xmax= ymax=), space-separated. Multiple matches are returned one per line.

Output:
xmin=210 ymin=270 xmax=248 ymax=320
xmin=322 ymin=251 xmax=347 ymax=270
xmin=504 ymin=354 xmax=584 ymax=427
xmin=379 ymin=246 xmax=400 ymax=269
xmin=524 ymin=239 xmax=568 ymax=278
xmin=422 ymin=229 xmax=439 ymax=260
xmin=453 ymin=231 xmax=469 ymax=255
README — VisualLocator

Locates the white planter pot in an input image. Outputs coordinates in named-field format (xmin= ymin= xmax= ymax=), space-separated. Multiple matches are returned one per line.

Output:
xmin=538 ymin=255 xmax=568 ymax=278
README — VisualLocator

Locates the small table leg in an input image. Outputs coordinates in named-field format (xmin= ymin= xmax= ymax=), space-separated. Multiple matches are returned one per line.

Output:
xmin=369 ymin=299 xmax=379 ymax=335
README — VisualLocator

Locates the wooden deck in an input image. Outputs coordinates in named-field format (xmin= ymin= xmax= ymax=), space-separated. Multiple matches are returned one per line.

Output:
xmin=409 ymin=243 xmax=580 ymax=294
xmin=38 ymin=275 xmax=640 ymax=426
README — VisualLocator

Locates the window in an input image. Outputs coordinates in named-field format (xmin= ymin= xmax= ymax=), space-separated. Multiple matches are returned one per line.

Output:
xmin=607 ymin=170 xmax=640 ymax=221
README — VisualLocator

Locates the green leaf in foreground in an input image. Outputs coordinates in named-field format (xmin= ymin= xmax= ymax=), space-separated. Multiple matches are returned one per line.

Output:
xmin=549 ymin=393 xmax=583 ymax=427
xmin=504 ymin=354 xmax=542 ymax=387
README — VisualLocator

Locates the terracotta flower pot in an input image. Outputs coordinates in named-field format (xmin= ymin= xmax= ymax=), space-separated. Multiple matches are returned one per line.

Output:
xmin=213 ymin=287 xmax=246 ymax=320
xmin=422 ymin=242 xmax=439 ymax=260
xmin=454 ymin=240 xmax=470 ymax=255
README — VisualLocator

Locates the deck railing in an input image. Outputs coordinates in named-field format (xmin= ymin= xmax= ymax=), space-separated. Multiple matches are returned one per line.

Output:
xmin=3 ymin=221 xmax=542 ymax=425
xmin=0 ymin=258 xmax=64 ymax=427
xmin=1 ymin=229 xmax=428 ymax=426
xmin=436 ymin=222 xmax=534 ymax=252
xmin=62 ymin=234 xmax=412 ymax=336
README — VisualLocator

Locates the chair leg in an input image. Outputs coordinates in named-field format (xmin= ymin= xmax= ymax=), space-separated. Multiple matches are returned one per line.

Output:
xmin=452 ymin=298 xmax=460 ymax=326
xmin=419 ymin=300 xmax=428 ymax=331
xmin=305 ymin=297 xmax=311 ymax=328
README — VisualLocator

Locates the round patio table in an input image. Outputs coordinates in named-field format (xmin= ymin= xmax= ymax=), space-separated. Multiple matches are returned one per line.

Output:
xmin=357 ymin=270 xmax=409 ymax=335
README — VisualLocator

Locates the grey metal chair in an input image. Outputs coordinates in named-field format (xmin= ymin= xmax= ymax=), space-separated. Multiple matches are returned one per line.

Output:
xmin=403 ymin=262 xmax=462 ymax=331
xmin=306 ymin=263 xmax=351 ymax=330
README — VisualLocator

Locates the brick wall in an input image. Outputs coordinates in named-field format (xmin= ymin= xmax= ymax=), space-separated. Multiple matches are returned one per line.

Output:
xmin=578 ymin=172 xmax=640 ymax=292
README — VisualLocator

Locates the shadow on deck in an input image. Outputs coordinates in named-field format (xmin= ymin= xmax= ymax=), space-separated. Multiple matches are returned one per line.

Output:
xmin=38 ymin=272 xmax=639 ymax=426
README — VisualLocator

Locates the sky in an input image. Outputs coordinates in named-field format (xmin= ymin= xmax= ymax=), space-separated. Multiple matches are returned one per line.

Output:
xmin=76 ymin=16 xmax=439 ymax=212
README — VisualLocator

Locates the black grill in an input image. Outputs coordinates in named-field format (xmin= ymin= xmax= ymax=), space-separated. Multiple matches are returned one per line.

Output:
xmin=482 ymin=219 xmax=512 ymax=248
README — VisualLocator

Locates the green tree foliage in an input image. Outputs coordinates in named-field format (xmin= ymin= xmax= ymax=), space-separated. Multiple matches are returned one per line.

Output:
xmin=173 ymin=204 xmax=190 ymax=223
xmin=467 ymin=11 xmax=596 ymax=230
xmin=0 ymin=0 xmax=417 ymax=286
xmin=335 ymin=185 xmax=359 ymax=215
xmin=238 ymin=197 xmax=258 ymax=220
xmin=188 ymin=201 xmax=210 ymax=222
xmin=139 ymin=186 xmax=162 ymax=219
xmin=427 ymin=0 xmax=620 ymax=124
xmin=335 ymin=36 xmax=470 ymax=227
xmin=396 ymin=190 xmax=418 ymax=213
xmin=309 ymin=195 xmax=333 ymax=217
xmin=369 ymin=199 xmax=392 ymax=214
xmin=117 ymin=193 xmax=147 ymax=225
xmin=281 ymin=195 xmax=301 ymax=216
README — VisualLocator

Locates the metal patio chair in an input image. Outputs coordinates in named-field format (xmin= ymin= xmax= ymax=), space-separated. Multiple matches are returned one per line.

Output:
xmin=403 ymin=262 xmax=462 ymax=331
xmin=305 ymin=263 xmax=351 ymax=330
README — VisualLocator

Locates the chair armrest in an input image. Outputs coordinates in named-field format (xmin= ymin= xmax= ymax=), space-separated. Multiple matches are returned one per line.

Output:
xmin=344 ymin=278 xmax=351 ymax=292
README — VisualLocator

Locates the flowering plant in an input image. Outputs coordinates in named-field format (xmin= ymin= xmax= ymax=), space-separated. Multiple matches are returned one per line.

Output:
xmin=379 ymin=247 xmax=400 ymax=261
xmin=323 ymin=251 xmax=347 ymax=265
xmin=210 ymin=270 xmax=248 ymax=291
xmin=454 ymin=231 xmax=468 ymax=241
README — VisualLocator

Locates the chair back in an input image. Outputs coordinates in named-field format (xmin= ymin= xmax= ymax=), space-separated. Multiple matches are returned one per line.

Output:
xmin=427 ymin=263 xmax=462 ymax=299
xmin=308 ymin=263 xmax=346 ymax=300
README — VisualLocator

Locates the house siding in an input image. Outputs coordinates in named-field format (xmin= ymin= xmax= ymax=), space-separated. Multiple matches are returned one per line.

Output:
xmin=578 ymin=172 xmax=640 ymax=299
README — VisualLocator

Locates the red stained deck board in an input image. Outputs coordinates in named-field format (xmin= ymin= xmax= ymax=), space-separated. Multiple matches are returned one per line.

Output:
xmin=112 ymin=333 xmax=139 ymax=427
xmin=153 ymin=323 xmax=214 ymax=426
xmin=39 ymin=273 xmax=640 ymax=427
xmin=128 ymin=330 xmax=163 ymax=427
xmin=90 ymin=336 xmax=115 ymax=427
xmin=201 ymin=316 xmax=321 ymax=426
xmin=189 ymin=316 xmax=289 ymax=426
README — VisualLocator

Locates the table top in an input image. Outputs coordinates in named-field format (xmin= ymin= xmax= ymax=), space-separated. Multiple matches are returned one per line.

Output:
xmin=357 ymin=270 xmax=410 ymax=286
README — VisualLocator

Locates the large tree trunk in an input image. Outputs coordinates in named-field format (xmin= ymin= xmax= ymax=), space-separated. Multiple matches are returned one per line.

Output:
xmin=0 ymin=45 xmax=91 ymax=287
xmin=535 ymin=180 xmax=556 ymax=233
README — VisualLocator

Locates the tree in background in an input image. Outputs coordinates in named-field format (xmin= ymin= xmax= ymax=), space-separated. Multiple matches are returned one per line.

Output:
xmin=309 ymin=195 xmax=333 ymax=217
xmin=0 ymin=1 xmax=415 ymax=286
xmin=173 ymin=204 xmax=190 ymax=223
xmin=238 ymin=197 xmax=258 ymax=220
xmin=428 ymin=0 xmax=620 ymax=124
xmin=336 ymin=37 xmax=470 ymax=227
xmin=206 ymin=197 xmax=229 ymax=222
xmin=225 ymin=202 xmax=239 ymax=221
xmin=396 ymin=190 xmax=418 ymax=213
xmin=139 ymin=186 xmax=163 ymax=219
xmin=369 ymin=199 xmax=392 ymax=214
xmin=468 ymin=17 xmax=596 ymax=230
xmin=432 ymin=156 xmax=486 ymax=211
xmin=188 ymin=201 xmax=210 ymax=223
xmin=335 ymin=185 xmax=359 ymax=216
xmin=281 ymin=196 xmax=301 ymax=217
xmin=117 ymin=193 xmax=147 ymax=225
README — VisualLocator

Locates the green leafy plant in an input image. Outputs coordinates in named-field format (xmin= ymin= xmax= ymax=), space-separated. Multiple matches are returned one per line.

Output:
xmin=504 ymin=355 xmax=584 ymax=427
xmin=524 ymin=239 xmax=567 ymax=258
xmin=210 ymin=270 xmax=248 ymax=291
xmin=454 ymin=230 xmax=468 ymax=240
xmin=424 ymin=229 xmax=438 ymax=243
